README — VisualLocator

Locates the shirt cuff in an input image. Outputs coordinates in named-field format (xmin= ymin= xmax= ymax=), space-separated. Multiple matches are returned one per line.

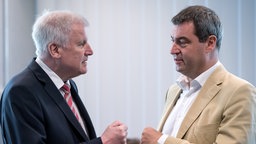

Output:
xmin=157 ymin=134 xmax=168 ymax=144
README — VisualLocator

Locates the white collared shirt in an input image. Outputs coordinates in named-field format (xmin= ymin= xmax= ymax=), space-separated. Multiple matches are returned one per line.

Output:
xmin=35 ymin=58 xmax=64 ymax=90
xmin=158 ymin=61 xmax=221 ymax=144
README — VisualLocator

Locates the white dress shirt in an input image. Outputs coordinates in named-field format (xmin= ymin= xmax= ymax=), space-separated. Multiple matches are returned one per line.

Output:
xmin=158 ymin=61 xmax=221 ymax=144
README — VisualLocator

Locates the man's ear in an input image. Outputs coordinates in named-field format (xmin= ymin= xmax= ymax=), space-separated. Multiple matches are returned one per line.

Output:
xmin=206 ymin=35 xmax=217 ymax=52
xmin=48 ymin=43 xmax=61 ymax=58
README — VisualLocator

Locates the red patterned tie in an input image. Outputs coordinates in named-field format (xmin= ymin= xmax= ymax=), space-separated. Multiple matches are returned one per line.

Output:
xmin=61 ymin=83 xmax=80 ymax=121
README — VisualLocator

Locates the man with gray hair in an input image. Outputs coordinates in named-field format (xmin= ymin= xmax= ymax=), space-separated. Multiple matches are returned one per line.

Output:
xmin=0 ymin=10 xmax=127 ymax=144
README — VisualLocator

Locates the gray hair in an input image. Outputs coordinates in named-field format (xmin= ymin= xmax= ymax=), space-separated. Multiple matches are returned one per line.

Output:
xmin=32 ymin=10 xmax=89 ymax=56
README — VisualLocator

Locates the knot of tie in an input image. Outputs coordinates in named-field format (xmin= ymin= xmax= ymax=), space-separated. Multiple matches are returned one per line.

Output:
xmin=61 ymin=83 xmax=70 ymax=94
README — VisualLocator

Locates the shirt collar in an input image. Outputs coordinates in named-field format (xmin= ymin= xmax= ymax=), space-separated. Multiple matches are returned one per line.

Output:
xmin=176 ymin=61 xmax=221 ymax=91
xmin=35 ymin=57 xmax=70 ymax=89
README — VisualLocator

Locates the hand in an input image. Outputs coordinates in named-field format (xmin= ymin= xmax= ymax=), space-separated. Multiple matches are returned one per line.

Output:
xmin=101 ymin=120 xmax=128 ymax=144
xmin=140 ymin=127 xmax=162 ymax=144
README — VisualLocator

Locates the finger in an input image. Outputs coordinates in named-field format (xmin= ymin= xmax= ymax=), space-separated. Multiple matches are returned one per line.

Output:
xmin=118 ymin=124 xmax=128 ymax=131
xmin=112 ymin=120 xmax=123 ymax=126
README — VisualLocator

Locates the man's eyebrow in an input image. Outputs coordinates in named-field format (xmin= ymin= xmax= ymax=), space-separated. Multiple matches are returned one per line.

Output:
xmin=79 ymin=39 xmax=87 ymax=44
xmin=171 ymin=36 xmax=190 ymax=42
xmin=171 ymin=36 xmax=174 ymax=41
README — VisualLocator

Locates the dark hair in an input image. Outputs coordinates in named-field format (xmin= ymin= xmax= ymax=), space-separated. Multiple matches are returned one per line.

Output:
xmin=172 ymin=5 xmax=223 ymax=50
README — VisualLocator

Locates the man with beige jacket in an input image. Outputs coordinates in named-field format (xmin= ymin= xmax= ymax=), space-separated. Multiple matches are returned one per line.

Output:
xmin=141 ymin=5 xmax=256 ymax=144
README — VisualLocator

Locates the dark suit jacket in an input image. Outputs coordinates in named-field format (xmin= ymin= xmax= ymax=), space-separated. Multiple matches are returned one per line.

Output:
xmin=0 ymin=59 xmax=102 ymax=144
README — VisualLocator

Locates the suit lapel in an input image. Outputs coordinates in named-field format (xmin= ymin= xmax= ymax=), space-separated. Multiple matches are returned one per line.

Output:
xmin=176 ymin=83 xmax=221 ymax=138
xmin=70 ymin=80 xmax=97 ymax=139
xmin=29 ymin=59 xmax=88 ymax=140
xmin=176 ymin=65 xmax=225 ymax=138
xmin=157 ymin=85 xmax=182 ymax=131
xmin=157 ymin=65 xmax=226 ymax=137
xmin=44 ymin=85 xmax=88 ymax=140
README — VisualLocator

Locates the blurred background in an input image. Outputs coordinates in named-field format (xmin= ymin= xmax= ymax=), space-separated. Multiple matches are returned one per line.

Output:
xmin=0 ymin=0 xmax=255 ymax=141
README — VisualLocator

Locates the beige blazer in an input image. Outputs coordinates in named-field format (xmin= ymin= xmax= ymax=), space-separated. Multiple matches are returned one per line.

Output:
xmin=157 ymin=65 xmax=256 ymax=144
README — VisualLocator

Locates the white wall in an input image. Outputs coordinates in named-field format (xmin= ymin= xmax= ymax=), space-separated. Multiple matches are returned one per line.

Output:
xmin=0 ymin=2 xmax=3 ymax=143
xmin=1 ymin=0 xmax=256 ymax=139
xmin=0 ymin=0 xmax=4 ymax=90
xmin=1 ymin=0 xmax=35 ymax=86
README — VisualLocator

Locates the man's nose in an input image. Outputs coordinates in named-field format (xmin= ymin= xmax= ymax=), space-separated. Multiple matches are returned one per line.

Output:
xmin=85 ymin=43 xmax=93 ymax=56
xmin=170 ymin=43 xmax=179 ymax=55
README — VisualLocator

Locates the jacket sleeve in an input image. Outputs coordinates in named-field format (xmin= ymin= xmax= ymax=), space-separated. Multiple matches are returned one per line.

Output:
xmin=80 ymin=137 xmax=102 ymax=144
xmin=1 ymin=85 xmax=47 ymax=144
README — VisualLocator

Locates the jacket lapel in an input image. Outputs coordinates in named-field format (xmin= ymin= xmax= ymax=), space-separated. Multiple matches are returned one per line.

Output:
xmin=157 ymin=85 xmax=182 ymax=131
xmin=70 ymin=80 xmax=97 ymax=139
xmin=157 ymin=65 xmax=226 ymax=137
xmin=176 ymin=65 xmax=225 ymax=138
xmin=29 ymin=59 xmax=88 ymax=140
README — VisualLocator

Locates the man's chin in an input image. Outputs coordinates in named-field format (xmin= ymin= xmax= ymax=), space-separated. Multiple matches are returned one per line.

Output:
xmin=176 ymin=66 xmax=182 ymax=72
xmin=176 ymin=67 xmax=186 ymax=74
xmin=81 ymin=69 xmax=87 ymax=74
